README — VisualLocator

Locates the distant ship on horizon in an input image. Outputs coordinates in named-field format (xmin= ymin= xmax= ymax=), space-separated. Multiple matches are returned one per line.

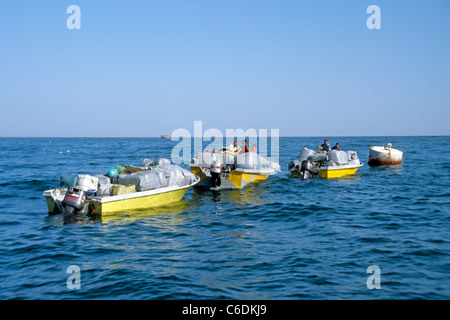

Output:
xmin=161 ymin=134 xmax=171 ymax=139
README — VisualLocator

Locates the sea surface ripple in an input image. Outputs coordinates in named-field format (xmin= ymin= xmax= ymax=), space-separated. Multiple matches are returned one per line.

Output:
xmin=0 ymin=136 xmax=448 ymax=299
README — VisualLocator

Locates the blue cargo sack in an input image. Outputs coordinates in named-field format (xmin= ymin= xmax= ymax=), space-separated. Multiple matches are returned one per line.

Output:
xmin=106 ymin=168 xmax=119 ymax=178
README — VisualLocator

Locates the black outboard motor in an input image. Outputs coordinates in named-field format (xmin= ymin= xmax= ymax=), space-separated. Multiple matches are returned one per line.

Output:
xmin=300 ymin=160 xmax=317 ymax=179
xmin=62 ymin=187 xmax=86 ymax=214
xmin=210 ymin=161 xmax=222 ymax=190
xmin=221 ymin=164 xmax=232 ymax=179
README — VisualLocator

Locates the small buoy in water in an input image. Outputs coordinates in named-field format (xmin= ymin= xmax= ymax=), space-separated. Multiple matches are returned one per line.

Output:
xmin=67 ymin=150 xmax=70 ymax=153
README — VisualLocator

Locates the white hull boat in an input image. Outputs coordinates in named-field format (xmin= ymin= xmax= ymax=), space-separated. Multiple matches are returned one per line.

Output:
xmin=368 ymin=143 xmax=403 ymax=166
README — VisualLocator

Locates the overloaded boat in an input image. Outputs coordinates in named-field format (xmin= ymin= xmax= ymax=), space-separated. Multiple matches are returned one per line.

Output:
xmin=43 ymin=158 xmax=199 ymax=216
xmin=368 ymin=143 xmax=403 ymax=166
xmin=189 ymin=151 xmax=280 ymax=189
xmin=287 ymin=148 xmax=363 ymax=179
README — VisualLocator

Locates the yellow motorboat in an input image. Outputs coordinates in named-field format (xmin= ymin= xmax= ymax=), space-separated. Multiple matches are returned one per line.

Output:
xmin=43 ymin=178 xmax=199 ymax=216
xmin=189 ymin=151 xmax=280 ymax=189
xmin=87 ymin=178 xmax=199 ymax=215
xmin=43 ymin=158 xmax=200 ymax=216
xmin=288 ymin=148 xmax=363 ymax=179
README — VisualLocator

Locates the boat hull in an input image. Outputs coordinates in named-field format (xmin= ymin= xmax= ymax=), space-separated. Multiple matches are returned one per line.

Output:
xmin=190 ymin=165 xmax=273 ymax=189
xmin=368 ymin=146 xmax=403 ymax=166
xmin=44 ymin=188 xmax=66 ymax=214
xmin=318 ymin=164 xmax=363 ymax=179
xmin=43 ymin=178 xmax=199 ymax=216
xmin=88 ymin=185 xmax=193 ymax=215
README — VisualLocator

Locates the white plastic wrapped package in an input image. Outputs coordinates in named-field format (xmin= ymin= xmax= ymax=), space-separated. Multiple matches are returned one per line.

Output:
xmin=258 ymin=155 xmax=281 ymax=171
xmin=327 ymin=150 xmax=349 ymax=165
xmin=180 ymin=167 xmax=197 ymax=185
xmin=235 ymin=153 xmax=280 ymax=171
xmin=235 ymin=152 xmax=258 ymax=169
xmin=152 ymin=169 xmax=169 ymax=188
xmin=195 ymin=152 xmax=235 ymax=167
xmin=298 ymin=148 xmax=315 ymax=162
xmin=76 ymin=174 xmax=99 ymax=192
xmin=165 ymin=165 xmax=195 ymax=186
xmin=95 ymin=175 xmax=112 ymax=196
xmin=141 ymin=158 xmax=153 ymax=167
xmin=117 ymin=171 xmax=161 ymax=191
xmin=116 ymin=163 xmax=197 ymax=191
xmin=151 ymin=158 xmax=171 ymax=168
xmin=307 ymin=153 xmax=328 ymax=163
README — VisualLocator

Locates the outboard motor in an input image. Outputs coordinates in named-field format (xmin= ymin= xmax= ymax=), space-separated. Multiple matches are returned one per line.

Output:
xmin=221 ymin=164 xmax=232 ymax=179
xmin=210 ymin=161 xmax=222 ymax=190
xmin=300 ymin=160 xmax=316 ymax=179
xmin=62 ymin=187 xmax=86 ymax=214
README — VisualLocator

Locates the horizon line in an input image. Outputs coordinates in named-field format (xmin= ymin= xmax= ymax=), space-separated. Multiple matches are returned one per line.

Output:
xmin=0 ymin=134 xmax=448 ymax=138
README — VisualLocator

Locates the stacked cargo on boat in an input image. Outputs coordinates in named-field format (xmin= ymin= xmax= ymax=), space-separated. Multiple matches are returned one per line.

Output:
xmin=287 ymin=148 xmax=363 ymax=179
xmin=44 ymin=158 xmax=199 ymax=215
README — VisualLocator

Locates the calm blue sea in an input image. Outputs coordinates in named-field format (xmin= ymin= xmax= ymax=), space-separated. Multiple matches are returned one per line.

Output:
xmin=0 ymin=136 xmax=449 ymax=300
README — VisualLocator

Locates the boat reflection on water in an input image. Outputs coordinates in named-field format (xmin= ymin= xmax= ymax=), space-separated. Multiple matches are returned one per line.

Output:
xmin=46 ymin=199 xmax=193 ymax=225
xmin=45 ymin=210 xmax=98 ymax=226
xmin=94 ymin=200 xmax=193 ymax=224
xmin=193 ymin=181 xmax=266 ymax=207
xmin=368 ymin=163 xmax=405 ymax=174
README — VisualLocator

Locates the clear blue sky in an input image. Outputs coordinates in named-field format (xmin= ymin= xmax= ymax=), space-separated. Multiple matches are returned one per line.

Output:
xmin=0 ymin=0 xmax=448 ymax=137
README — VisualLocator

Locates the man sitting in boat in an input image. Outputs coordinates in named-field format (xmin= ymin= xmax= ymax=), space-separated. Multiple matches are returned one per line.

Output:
xmin=332 ymin=143 xmax=340 ymax=151
xmin=320 ymin=139 xmax=331 ymax=152
xmin=205 ymin=141 xmax=242 ymax=156
xmin=226 ymin=141 xmax=240 ymax=154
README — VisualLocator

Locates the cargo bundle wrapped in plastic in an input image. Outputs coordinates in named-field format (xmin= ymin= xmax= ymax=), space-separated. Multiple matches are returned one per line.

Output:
xmin=257 ymin=155 xmax=281 ymax=171
xmin=110 ymin=184 xmax=136 ymax=196
xmin=141 ymin=158 xmax=153 ymax=167
xmin=76 ymin=175 xmax=99 ymax=192
xmin=117 ymin=169 xmax=169 ymax=191
xmin=95 ymin=175 xmax=112 ymax=196
xmin=235 ymin=153 xmax=280 ymax=171
xmin=106 ymin=168 xmax=119 ymax=179
xmin=235 ymin=152 xmax=258 ymax=169
xmin=165 ymin=165 xmax=197 ymax=186
xmin=194 ymin=152 xmax=235 ymax=168
xmin=152 ymin=158 xmax=171 ymax=168
xmin=298 ymin=148 xmax=315 ymax=162
xmin=327 ymin=150 xmax=349 ymax=165
xmin=307 ymin=153 xmax=328 ymax=163
xmin=116 ymin=165 xmax=196 ymax=191
xmin=117 ymin=171 xmax=161 ymax=192
xmin=141 ymin=157 xmax=171 ymax=168
xmin=178 ymin=166 xmax=197 ymax=186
